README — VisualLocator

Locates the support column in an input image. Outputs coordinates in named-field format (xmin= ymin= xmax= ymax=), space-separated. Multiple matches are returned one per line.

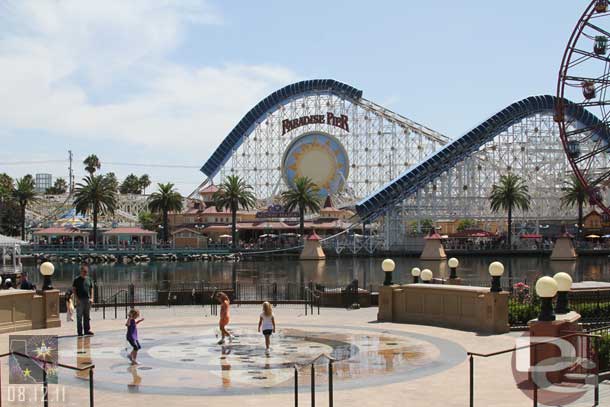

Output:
xmin=2 ymin=246 xmax=6 ymax=266
xmin=12 ymin=246 xmax=17 ymax=270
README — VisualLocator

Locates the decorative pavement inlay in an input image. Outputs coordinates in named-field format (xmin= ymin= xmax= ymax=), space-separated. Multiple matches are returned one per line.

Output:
xmin=55 ymin=324 xmax=465 ymax=396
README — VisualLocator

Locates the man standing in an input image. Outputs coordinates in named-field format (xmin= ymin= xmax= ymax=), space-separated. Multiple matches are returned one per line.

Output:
xmin=72 ymin=264 xmax=94 ymax=336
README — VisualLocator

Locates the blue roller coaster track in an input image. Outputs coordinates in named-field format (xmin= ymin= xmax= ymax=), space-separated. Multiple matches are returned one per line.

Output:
xmin=355 ymin=95 xmax=610 ymax=222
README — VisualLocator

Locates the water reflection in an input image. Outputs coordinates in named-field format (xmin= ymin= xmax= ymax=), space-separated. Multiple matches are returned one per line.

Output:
xmin=22 ymin=254 xmax=610 ymax=288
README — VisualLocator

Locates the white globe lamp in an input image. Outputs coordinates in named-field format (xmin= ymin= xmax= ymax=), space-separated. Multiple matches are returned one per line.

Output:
xmin=488 ymin=261 xmax=504 ymax=292
xmin=535 ymin=276 xmax=558 ymax=321
xmin=420 ymin=269 xmax=433 ymax=283
xmin=40 ymin=261 xmax=55 ymax=290
xmin=411 ymin=267 xmax=421 ymax=283
xmin=553 ymin=272 xmax=573 ymax=314
xmin=382 ymin=259 xmax=395 ymax=286
xmin=448 ymin=257 xmax=459 ymax=279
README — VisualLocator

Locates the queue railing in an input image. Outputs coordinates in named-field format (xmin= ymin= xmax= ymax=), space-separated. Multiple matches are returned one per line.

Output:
xmin=0 ymin=350 xmax=95 ymax=407
xmin=294 ymin=353 xmax=335 ymax=407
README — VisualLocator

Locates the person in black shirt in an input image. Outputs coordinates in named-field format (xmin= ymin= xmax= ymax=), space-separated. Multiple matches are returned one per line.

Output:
xmin=72 ymin=264 xmax=94 ymax=336
xmin=19 ymin=274 xmax=35 ymax=290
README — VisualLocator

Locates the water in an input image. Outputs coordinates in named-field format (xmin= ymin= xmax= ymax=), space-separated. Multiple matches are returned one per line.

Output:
xmin=20 ymin=255 xmax=610 ymax=289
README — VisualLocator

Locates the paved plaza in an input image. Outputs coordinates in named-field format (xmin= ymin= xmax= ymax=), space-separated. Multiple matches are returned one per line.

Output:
xmin=0 ymin=306 xmax=608 ymax=406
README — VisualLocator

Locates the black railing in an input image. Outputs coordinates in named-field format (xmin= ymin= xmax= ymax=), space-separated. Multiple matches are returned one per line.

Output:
xmin=467 ymin=332 xmax=601 ymax=407
xmin=0 ymin=351 xmax=95 ymax=407
xmin=294 ymin=353 xmax=335 ymax=407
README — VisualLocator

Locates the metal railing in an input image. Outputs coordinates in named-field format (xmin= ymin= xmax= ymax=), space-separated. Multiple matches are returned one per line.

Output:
xmin=0 ymin=350 xmax=95 ymax=407
xmin=467 ymin=332 xmax=601 ymax=407
xmin=294 ymin=353 xmax=335 ymax=407
xmin=96 ymin=289 xmax=129 ymax=320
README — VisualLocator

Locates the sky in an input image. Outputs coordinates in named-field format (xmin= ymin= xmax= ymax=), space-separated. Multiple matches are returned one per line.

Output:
xmin=0 ymin=0 xmax=584 ymax=194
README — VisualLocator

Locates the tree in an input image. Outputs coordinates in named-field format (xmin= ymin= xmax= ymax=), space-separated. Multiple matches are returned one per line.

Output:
xmin=212 ymin=175 xmax=256 ymax=248
xmin=148 ymin=183 xmax=183 ymax=243
xmin=120 ymin=174 xmax=142 ymax=194
xmin=281 ymin=176 xmax=321 ymax=237
xmin=104 ymin=172 xmax=119 ymax=192
xmin=561 ymin=174 xmax=590 ymax=239
xmin=489 ymin=174 xmax=531 ymax=249
xmin=138 ymin=211 xmax=160 ymax=232
xmin=457 ymin=218 xmax=478 ymax=232
xmin=0 ymin=173 xmax=13 ymax=201
xmin=83 ymin=154 xmax=101 ymax=175
xmin=73 ymin=175 xmax=117 ymax=245
xmin=13 ymin=175 xmax=37 ymax=240
xmin=45 ymin=178 xmax=68 ymax=195
xmin=139 ymin=174 xmax=151 ymax=195
xmin=0 ymin=199 xmax=20 ymax=237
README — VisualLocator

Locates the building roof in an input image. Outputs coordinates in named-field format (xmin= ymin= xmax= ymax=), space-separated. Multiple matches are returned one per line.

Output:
xmin=103 ymin=227 xmax=157 ymax=236
xmin=200 ymin=184 xmax=219 ymax=194
xmin=171 ymin=227 xmax=203 ymax=236
xmin=33 ymin=227 xmax=88 ymax=236
xmin=0 ymin=234 xmax=28 ymax=246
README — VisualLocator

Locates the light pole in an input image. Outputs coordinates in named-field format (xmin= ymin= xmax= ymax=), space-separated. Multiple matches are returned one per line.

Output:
xmin=40 ymin=262 xmax=55 ymax=291
xmin=411 ymin=267 xmax=421 ymax=283
xmin=535 ymin=276 xmax=558 ymax=321
xmin=488 ymin=261 xmax=504 ymax=292
xmin=553 ymin=272 xmax=573 ymax=314
xmin=382 ymin=259 xmax=395 ymax=286
xmin=448 ymin=257 xmax=459 ymax=280
xmin=420 ymin=269 xmax=433 ymax=284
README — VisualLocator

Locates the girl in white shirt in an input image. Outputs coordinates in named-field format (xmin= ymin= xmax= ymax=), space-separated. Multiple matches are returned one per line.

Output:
xmin=258 ymin=301 xmax=276 ymax=355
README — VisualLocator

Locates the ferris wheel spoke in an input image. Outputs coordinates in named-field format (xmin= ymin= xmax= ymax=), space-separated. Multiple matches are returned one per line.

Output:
xmin=573 ymin=144 xmax=610 ymax=164
xmin=570 ymin=48 xmax=610 ymax=65
xmin=590 ymin=169 xmax=610 ymax=188
xmin=564 ymin=75 xmax=610 ymax=85
xmin=585 ymin=21 xmax=610 ymax=38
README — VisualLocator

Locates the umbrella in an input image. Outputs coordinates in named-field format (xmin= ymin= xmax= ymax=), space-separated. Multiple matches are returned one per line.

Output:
xmin=586 ymin=234 xmax=601 ymax=239
xmin=219 ymin=234 xmax=232 ymax=239
xmin=259 ymin=234 xmax=278 ymax=238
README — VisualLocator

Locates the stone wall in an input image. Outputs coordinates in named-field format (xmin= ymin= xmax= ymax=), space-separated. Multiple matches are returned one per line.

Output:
xmin=0 ymin=289 xmax=60 ymax=333
xmin=378 ymin=284 xmax=509 ymax=334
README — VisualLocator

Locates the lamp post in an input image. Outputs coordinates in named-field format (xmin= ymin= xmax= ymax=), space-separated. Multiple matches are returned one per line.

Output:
xmin=382 ymin=259 xmax=395 ymax=286
xmin=488 ymin=261 xmax=504 ymax=292
xmin=553 ymin=272 xmax=573 ymax=314
xmin=411 ymin=267 xmax=421 ymax=283
xmin=40 ymin=262 xmax=55 ymax=291
xmin=448 ymin=257 xmax=459 ymax=279
xmin=535 ymin=276 xmax=558 ymax=321
xmin=420 ymin=269 xmax=433 ymax=284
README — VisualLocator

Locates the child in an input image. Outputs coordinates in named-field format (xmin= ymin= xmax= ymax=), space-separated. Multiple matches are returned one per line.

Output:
xmin=125 ymin=309 xmax=144 ymax=364
xmin=258 ymin=301 xmax=276 ymax=355
xmin=216 ymin=292 xmax=234 ymax=345
xmin=65 ymin=290 xmax=75 ymax=322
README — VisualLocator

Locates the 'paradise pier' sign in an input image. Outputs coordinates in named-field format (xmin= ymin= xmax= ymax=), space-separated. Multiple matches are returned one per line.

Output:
xmin=282 ymin=112 xmax=349 ymax=135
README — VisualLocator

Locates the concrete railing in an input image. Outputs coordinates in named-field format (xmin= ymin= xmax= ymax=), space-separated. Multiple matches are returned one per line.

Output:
xmin=378 ymin=284 xmax=509 ymax=334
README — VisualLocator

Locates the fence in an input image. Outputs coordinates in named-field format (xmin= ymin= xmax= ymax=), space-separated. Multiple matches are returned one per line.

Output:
xmin=0 ymin=351 xmax=95 ymax=407
xmin=467 ymin=332 xmax=601 ymax=407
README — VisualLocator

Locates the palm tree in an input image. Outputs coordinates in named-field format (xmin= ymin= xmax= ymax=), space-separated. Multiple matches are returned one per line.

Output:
xmin=281 ymin=176 xmax=321 ymax=237
xmin=561 ymin=174 xmax=591 ymax=239
xmin=489 ymin=174 xmax=531 ymax=249
xmin=83 ymin=154 xmax=101 ymax=175
xmin=13 ymin=176 xmax=37 ymax=240
xmin=148 ymin=183 xmax=183 ymax=244
xmin=212 ymin=176 xmax=256 ymax=249
xmin=139 ymin=174 xmax=151 ymax=195
xmin=74 ymin=175 xmax=117 ymax=246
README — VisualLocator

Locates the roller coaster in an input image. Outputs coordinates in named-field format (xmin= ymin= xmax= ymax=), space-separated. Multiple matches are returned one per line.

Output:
xmin=201 ymin=79 xmax=610 ymax=250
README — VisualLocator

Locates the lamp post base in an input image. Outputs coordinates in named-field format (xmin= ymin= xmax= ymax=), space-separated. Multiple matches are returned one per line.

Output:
xmin=538 ymin=298 xmax=556 ymax=321
xmin=383 ymin=272 xmax=393 ymax=286
xmin=490 ymin=276 xmax=502 ymax=292
xmin=42 ymin=276 xmax=53 ymax=291
xmin=555 ymin=291 xmax=570 ymax=314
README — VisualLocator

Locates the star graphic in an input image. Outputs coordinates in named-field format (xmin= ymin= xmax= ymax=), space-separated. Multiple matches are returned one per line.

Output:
xmin=35 ymin=341 xmax=54 ymax=360
xmin=23 ymin=368 xmax=31 ymax=378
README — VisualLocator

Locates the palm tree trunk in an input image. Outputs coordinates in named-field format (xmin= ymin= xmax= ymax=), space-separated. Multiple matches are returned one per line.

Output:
xmin=20 ymin=203 xmax=26 ymax=241
xmin=299 ymin=205 xmax=304 ymax=237
xmin=93 ymin=209 xmax=98 ymax=246
xmin=507 ymin=206 xmax=512 ymax=250
xmin=231 ymin=205 xmax=237 ymax=249
xmin=578 ymin=200 xmax=583 ymax=240
xmin=163 ymin=211 xmax=169 ymax=243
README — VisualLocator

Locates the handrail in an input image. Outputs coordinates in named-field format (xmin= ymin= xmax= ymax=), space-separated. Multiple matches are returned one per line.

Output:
xmin=0 ymin=350 xmax=95 ymax=406
xmin=467 ymin=332 xmax=601 ymax=407
xmin=466 ymin=332 xmax=601 ymax=358
xmin=99 ymin=289 xmax=128 ymax=303
xmin=294 ymin=352 xmax=336 ymax=370
xmin=293 ymin=352 xmax=336 ymax=407
xmin=0 ymin=351 xmax=95 ymax=372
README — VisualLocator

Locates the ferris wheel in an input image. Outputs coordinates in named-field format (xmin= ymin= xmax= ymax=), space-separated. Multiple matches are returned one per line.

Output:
xmin=557 ymin=0 xmax=610 ymax=215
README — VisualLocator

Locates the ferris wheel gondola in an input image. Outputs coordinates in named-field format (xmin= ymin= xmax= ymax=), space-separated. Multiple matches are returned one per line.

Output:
xmin=557 ymin=0 xmax=610 ymax=216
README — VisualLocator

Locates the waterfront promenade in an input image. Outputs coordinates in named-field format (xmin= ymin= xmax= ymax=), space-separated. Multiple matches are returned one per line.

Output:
xmin=0 ymin=306 xmax=607 ymax=406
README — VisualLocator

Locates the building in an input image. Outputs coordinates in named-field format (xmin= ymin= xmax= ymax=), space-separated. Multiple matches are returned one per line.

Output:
xmin=34 ymin=173 xmax=52 ymax=194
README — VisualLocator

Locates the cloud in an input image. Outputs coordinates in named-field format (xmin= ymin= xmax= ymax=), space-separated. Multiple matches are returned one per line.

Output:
xmin=0 ymin=0 xmax=298 ymax=154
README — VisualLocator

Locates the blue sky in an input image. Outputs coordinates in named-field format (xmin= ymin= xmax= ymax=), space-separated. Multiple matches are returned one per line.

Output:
xmin=0 ymin=0 xmax=581 ymax=193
